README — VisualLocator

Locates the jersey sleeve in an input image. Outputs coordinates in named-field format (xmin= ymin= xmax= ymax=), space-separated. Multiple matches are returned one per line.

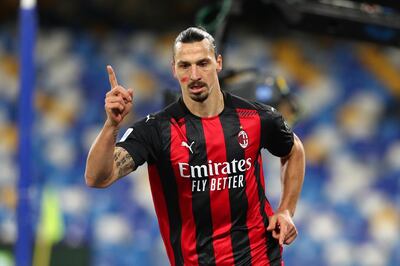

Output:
xmin=116 ymin=116 xmax=161 ymax=167
xmin=257 ymin=104 xmax=294 ymax=157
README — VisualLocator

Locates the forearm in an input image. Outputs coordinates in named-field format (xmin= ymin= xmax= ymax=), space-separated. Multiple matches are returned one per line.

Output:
xmin=278 ymin=134 xmax=305 ymax=217
xmin=85 ymin=121 xmax=119 ymax=186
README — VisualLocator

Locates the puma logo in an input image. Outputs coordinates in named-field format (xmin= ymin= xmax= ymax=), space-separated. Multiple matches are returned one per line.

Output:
xmin=145 ymin=114 xmax=155 ymax=123
xmin=181 ymin=141 xmax=195 ymax=154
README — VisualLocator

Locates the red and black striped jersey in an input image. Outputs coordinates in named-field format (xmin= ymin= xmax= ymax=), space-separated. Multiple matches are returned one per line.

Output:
xmin=117 ymin=92 xmax=294 ymax=266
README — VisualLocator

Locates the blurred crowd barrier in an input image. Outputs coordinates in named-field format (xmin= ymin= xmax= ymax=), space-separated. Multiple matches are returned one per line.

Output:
xmin=0 ymin=27 xmax=399 ymax=266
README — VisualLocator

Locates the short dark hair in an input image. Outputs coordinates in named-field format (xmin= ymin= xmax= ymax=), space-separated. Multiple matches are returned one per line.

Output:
xmin=173 ymin=26 xmax=217 ymax=58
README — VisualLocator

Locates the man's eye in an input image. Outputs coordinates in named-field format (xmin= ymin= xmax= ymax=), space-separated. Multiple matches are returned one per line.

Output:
xmin=180 ymin=64 xmax=190 ymax=69
xmin=199 ymin=62 xmax=208 ymax=67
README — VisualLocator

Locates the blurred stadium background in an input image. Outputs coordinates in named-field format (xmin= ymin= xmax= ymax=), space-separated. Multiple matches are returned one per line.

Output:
xmin=0 ymin=0 xmax=399 ymax=265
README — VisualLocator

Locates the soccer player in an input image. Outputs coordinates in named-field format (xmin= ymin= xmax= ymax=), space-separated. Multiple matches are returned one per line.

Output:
xmin=85 ymin=27 xmax=305 ymax=266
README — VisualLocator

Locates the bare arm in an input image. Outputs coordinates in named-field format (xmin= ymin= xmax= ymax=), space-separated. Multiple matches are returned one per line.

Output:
xmin=84 ymin=65 xmax=135 ymax=188
xmin=278 ymin=133 xmax=305 ymax=216
xmin=267 ymin=133 xmax=305 ymax=245
xmin=84 ymin=124 xmax=135 ymax=188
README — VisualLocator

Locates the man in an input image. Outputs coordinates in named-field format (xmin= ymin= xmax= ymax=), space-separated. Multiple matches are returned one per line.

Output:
xmin=85 ymin=27 xmax=305 ymax=266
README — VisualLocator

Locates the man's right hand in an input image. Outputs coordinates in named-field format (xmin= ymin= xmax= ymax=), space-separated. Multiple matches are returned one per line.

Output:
xmin=105 ymin=65 xmax=134 ymax=127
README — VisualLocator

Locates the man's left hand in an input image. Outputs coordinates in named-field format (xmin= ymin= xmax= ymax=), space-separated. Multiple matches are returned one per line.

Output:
xmin=266 ymin=209 xmax=298 ymax=245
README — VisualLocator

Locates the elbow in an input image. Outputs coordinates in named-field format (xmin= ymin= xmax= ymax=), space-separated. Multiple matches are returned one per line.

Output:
xmin=84 ymin=170 xmax=110 ymax=188
xmin=85 ymin=175 xmax=97 ymax=188
xmin=84 ymin=172 xmax=98 ymax=188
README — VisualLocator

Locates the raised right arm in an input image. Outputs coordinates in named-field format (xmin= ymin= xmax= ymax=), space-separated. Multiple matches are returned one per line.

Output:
xmin=84 ymin=65 xmax=135 ymax=188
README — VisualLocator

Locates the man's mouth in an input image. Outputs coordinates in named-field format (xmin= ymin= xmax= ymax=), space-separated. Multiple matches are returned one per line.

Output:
xmin=188 ymin=82 xmax=207 ymax=93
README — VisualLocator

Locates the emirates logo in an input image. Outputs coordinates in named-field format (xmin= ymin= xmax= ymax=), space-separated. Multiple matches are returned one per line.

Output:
xmin=238 ymin=130 xmax=249 ymax=149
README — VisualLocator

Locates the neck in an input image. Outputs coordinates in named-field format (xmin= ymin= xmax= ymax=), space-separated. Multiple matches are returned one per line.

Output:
xmin=183 ymin=88 xmax=224 ymax=118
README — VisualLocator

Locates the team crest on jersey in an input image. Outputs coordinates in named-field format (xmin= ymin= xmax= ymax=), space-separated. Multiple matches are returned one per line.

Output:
xmin=238 ymin=129 xmax=249 ymax=149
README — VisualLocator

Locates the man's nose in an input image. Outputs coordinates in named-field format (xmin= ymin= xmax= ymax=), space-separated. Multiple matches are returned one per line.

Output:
xmin=190 ymin=66 xmax=200 ymax=80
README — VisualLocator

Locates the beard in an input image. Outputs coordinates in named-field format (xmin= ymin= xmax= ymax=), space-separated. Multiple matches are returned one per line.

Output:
xmin=189 ymin=90 xmax=209 ymax=102
xmin=188 ymin=81 xmax=210 ymax=102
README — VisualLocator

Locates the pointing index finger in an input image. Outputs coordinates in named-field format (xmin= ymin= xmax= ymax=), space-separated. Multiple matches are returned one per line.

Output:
xmin=107 ymin=65 xmax=119 ymax=89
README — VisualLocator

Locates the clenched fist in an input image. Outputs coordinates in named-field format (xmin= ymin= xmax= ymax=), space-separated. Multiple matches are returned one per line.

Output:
xmin=104 ymin=65 xmax=134 ymax=127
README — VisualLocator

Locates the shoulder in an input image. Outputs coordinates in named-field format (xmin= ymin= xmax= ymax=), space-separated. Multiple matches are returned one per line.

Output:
xmin=227 ymin=92 xmax=277 ymax=114
xmin=128 ymin=99 xmax=183 ymax=128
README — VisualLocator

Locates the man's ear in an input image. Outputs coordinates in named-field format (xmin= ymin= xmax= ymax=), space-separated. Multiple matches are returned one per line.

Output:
xmin=216 ymin=54 xmax=223 ymax=72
